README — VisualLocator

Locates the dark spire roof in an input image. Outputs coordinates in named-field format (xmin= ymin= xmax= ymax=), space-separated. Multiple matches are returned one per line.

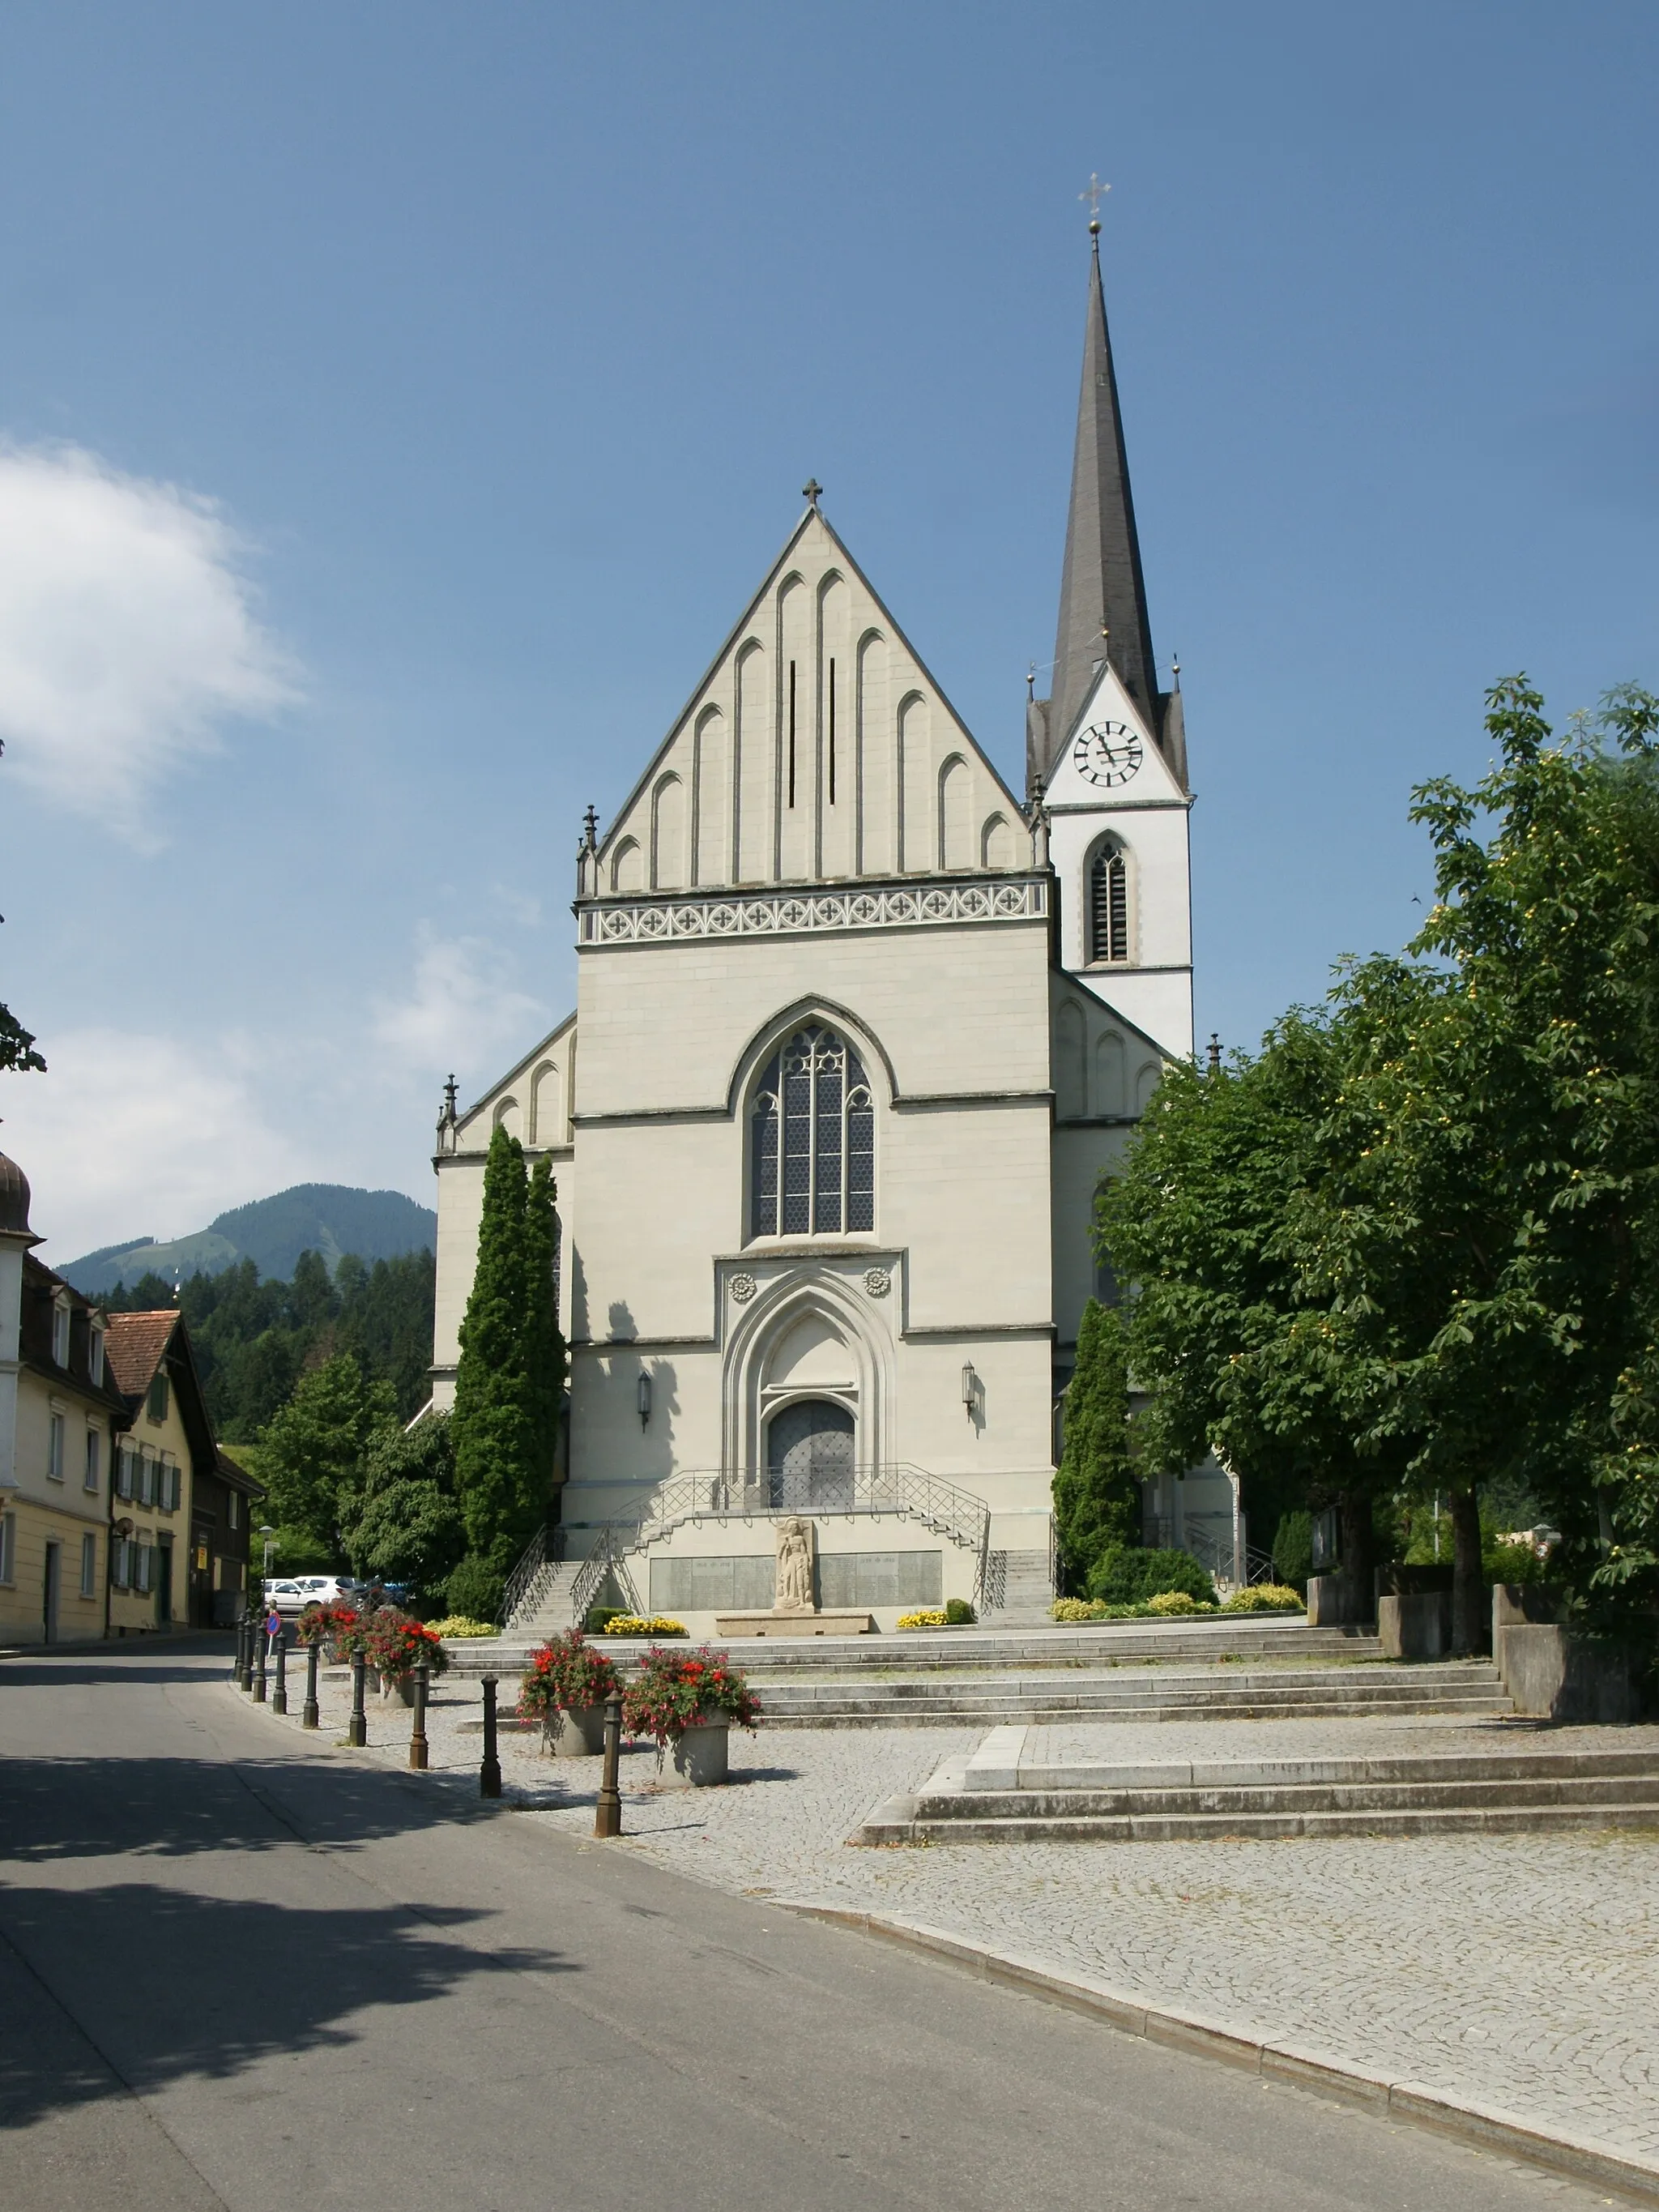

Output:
xmin=0 ymin=1150 xmax=31 ymax=1236
xmin=1047 ymin=234 xmax=1159 ymax=755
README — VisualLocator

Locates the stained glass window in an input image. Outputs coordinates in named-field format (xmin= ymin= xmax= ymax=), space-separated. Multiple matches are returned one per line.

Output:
xmin=751 ymin=1026 xmax=875 ymax=1237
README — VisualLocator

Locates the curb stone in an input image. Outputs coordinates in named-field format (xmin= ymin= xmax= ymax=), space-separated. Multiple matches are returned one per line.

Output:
xmin=778 ymin=1902 xmax=1659 ymax=2206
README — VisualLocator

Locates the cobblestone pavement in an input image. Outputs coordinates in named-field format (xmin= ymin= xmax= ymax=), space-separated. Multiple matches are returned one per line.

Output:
xmin=256 ymin=1660 xmax=1659 ymax=2166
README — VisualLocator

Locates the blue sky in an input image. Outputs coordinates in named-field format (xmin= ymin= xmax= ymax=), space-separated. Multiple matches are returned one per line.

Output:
xmin=2 ymin=2 xmax=1656 ymax=1262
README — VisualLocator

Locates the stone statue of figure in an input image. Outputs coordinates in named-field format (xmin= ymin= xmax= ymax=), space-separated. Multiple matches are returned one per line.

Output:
xmin=774 ymin=1516 xmax=816 ymax=1612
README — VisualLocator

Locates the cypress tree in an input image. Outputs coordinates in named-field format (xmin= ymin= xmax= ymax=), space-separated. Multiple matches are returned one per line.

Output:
xmin=451 ymin=1125 xmax=535 ymax=1573
xmin=522 ymin=1155 xmax=565 ymax=1510
xmin=1052 ymin=1296 xmax=1139 ymax=1591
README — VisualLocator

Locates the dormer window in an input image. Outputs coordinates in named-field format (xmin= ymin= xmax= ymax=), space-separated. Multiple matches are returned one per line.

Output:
xmin=89 ymin=1321 xmax=105 ymax=1389
xmin=51 ymin=1297 xmax=70 ymax=1368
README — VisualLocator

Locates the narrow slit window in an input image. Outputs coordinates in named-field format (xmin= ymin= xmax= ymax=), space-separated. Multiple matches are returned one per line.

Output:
xmin=828 ymin=659 xmax=836 ymax=805
xmin=787 ymin=660 xmax=796 ymax=809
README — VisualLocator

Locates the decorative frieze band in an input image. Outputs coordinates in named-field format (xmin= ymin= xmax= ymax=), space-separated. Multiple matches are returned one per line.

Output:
xmin=580 ymin=874 xmax=1048 ymax=947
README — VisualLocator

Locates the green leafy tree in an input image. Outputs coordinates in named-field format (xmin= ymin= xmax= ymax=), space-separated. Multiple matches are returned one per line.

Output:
xmin=451 ymin=1125 xmax=538 ymax=1574
xmin=0 ymin=1002 xmax=45 ymax=1074
xmin=1052 ymin=1296 xmax=1138 ymax=1591
xmin=342 ymin=1411 xmax=464 ymax=1595
xmin=1098 ymin=1027 xmax=1401 ymax=1607
xmin=259 ymin=1353 xmax=395 ymax=1568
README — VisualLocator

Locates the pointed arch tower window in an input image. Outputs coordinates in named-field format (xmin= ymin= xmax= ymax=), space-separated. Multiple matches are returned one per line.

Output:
xmin=1090 ymin=839 xmax=1129 ymax=964
xmin=751 ymin=1026 xmax=874 ymax=1237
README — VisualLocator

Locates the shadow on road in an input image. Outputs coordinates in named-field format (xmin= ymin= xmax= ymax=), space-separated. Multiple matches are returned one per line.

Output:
xmin=0 ymin=1881 xmax=573 ymax=2127
xmin=0 ymin=1754 xmax=494 ymax=1861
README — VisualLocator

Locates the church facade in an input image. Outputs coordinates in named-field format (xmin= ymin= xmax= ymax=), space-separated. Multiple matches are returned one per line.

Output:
xmin=430 ymin=233 xmax=1216 ymax=1631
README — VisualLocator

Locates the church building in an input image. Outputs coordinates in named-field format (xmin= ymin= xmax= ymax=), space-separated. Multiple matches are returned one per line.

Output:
xmin=430 ymin=223 xmax=1221 ymax=1632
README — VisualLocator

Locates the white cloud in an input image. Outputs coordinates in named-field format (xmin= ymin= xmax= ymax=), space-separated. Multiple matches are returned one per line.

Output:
xmin=0 ymin=442 xmax=296 ymax=842
xmin=0 ymin=1027 xmax=311 ymax=1264
xmin=370 ymin=929 xmax=548 ymax=1079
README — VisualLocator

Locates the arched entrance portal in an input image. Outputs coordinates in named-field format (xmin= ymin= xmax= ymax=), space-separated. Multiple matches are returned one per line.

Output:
xmin=766 ymin=1399 xmax=855 ymax=1511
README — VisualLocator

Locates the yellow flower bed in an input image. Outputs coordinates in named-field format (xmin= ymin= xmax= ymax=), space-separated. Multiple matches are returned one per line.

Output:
xmin=426 ymin=1615 xmax=500 ymax=1638
xmin=600 ymin=1614 xmax=687 ymax=1636
xmin=895 ymin=1608 xmax=949 ymax=1630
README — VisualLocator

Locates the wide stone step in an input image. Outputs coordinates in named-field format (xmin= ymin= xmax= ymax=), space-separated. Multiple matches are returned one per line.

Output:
xmin=926 ymin=1774 xmax=1659 ymax=1818
xmin=761 ymin=1695 xmax=1512 ymax=1728
xmin=858 ymin=1801 xmax=1659 ymax=1843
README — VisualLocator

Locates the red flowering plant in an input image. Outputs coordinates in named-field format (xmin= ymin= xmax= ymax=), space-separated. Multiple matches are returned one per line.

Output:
xmin=362 ymin=1608 xmax=447 ymax=1681
xmin=621 ymin=1645 xmax=760 ymax=1748
xmin=296 ymin=1602 xmax=361 ymax=1659
xmin=518 ymin=1629 xmax=621 ymax=1723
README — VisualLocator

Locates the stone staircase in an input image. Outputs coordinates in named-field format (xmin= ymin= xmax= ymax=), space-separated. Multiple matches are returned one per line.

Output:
xmin=750 ymin=1657 xmax=1511 ymax=1729
xmin=505 ymin=1558 xmax=588 ymax=1643
xmin=856 ymin=1726 xmax=1659 ymax=1840
xmin=980 ymin=1548 xmax=1058 ymax=1625
xmin=443 ymin=1616 xmax=1377 ymax=1680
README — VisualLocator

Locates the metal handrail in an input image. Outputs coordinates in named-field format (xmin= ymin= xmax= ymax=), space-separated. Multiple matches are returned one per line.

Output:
xmin=526 ymin=1463 xmax=995 ymax=1632
xmin=497 ymin=1522 xmax=567 ymax=1628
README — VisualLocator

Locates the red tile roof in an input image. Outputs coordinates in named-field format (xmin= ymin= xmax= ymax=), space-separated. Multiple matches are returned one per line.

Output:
xmin=102 ymin=1310 xmax=179 ymax=1399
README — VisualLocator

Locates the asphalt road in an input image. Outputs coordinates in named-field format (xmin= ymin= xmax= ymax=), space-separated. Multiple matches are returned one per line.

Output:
xmin=0 ymin=1646 xmax=1608 ymax=2212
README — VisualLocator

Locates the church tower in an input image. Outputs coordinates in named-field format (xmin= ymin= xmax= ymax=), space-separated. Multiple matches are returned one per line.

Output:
xmin=1030 ymin=211 xmax=1193 ymax=1065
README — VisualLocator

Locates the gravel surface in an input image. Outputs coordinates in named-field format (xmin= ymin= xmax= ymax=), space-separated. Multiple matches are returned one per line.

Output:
xmin=246 ymin=1659 xmax=1659 ymax=2164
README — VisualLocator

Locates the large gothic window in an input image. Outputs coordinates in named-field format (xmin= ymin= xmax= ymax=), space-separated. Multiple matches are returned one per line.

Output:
xmin=751 ymin=1026 xmax=875 ymax=1236
xmin=1090 ymin=840 xmax=1129 ymax=963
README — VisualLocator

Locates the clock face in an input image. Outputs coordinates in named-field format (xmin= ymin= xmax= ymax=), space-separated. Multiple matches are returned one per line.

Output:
xmin=1073 ymin=719 xmax=1144 ymax=788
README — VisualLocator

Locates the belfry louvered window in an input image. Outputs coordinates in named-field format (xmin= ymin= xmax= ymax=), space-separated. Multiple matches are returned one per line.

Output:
xmin=752 ymin=1026 xmax=875 ymax=1236
xmin=1090 ymin=842 xmax=1129 ymax=963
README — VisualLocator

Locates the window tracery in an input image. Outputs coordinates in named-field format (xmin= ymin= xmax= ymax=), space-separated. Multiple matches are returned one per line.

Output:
xmin=751 ymin=1025 xmax=874 ymax=1237
xmin=1090 ymin=839 xmax=1129 ymax=963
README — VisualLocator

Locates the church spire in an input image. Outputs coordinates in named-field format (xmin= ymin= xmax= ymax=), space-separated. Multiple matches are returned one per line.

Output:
xmin=1045 ymin=200 xmax=1160 ymax=762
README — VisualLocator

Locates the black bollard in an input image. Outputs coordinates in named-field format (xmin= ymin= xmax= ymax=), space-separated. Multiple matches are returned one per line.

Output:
xmin=480 ymin=1676 xmax=501 ymax=1799
xmin=594 ymin=1693 xmax=623 ymax=1838
xmin=271 ymin=1625 xmax=288 ymax=1715
xmin=253 ymin=1620 xmax=268 ymax=1703
xmin=410 ymin=1659 xmax=430 ymax=1770
xmin=348 ymin=1652 xmax=367 ymax=1747
xmin=233 ymin=1616 xmax=248 ymax=1689
xmin=301 ymin=1638 xmax=320 ymax=1729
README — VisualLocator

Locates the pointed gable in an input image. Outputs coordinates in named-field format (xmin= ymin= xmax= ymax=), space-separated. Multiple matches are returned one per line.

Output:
xmin=597 ymin=506 xmax=1028 ymax=895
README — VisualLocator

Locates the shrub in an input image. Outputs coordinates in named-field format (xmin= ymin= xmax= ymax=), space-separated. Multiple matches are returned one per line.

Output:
xmin=446 ymin=1554 xmax=504 ymax=1624
xmin=1222 ymin=1583 xmax=1305 ymax=1614
xmin=585 ymin=1605 xmax=625 ymax=1633
xmin=601 ymin=1613 xmax=686 ymax=1637
xmin=518 ymin=1629 xmax=621 ymax=1721
xmin=425 ymin=1615 xmax=500 ymax=1638
xmin=944 ymin=1597 xmax=976 ymax=1625
xmin=1145 ymin=1590 xmax=1213 ymax=1616
xmin=1272 ymin=1511 xmax=1314 ymax=1593
xmin=1086 ymin=1545 xmax=1217 ymax=1608
xmin=1050 ymin=1596 xmax=1098 ymax=1622
xmin=623 ymin=1646 xmax=759 ymax=1745
xmin=897 ymin=1609 xmax=949 ymax=1629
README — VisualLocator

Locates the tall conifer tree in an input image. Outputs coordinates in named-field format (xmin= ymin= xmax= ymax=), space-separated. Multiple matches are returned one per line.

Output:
xmin=522 ymin=1155 xmax=565 ymax=1505
xmin=1052 ymin=1296 xmax=1138 ymax=1591
xmin=451 ymin=1125 xmax=535 ymax=1572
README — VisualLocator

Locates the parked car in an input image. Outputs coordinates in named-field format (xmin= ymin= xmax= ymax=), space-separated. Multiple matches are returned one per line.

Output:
xmin=262 ymin=1575 xmax=362 ymax=1614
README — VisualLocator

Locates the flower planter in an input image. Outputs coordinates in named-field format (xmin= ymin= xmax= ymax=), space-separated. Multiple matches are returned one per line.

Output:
xmin=654 ymin=1716 xmax=728 ymax=1790
xmin=542 ymin=1702 xmax=609 ymax=1758
xmin=378 ymin=1672 xmax=416 ymax=1706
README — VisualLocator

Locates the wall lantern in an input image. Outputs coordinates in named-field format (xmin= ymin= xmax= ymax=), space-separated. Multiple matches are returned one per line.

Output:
xmin=961 ymin=1362 xmax=978 ymax=1418
xmin=637 ymin=1369 xmax=652 ymax=1428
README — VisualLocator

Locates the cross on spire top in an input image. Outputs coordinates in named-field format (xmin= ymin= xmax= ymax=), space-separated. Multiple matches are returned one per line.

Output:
xmin=1080 ymin=173 xmax=1110 ymax=235
xmin=802 ymin=477 xmax=822 ymax=509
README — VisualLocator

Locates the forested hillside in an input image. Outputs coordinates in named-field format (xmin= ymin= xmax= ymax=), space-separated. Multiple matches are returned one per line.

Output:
xmin=98 ymin=1248 xmax=436 ymax=1433
xmin=63 ymin=1183 xmax=436 ymax=1296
